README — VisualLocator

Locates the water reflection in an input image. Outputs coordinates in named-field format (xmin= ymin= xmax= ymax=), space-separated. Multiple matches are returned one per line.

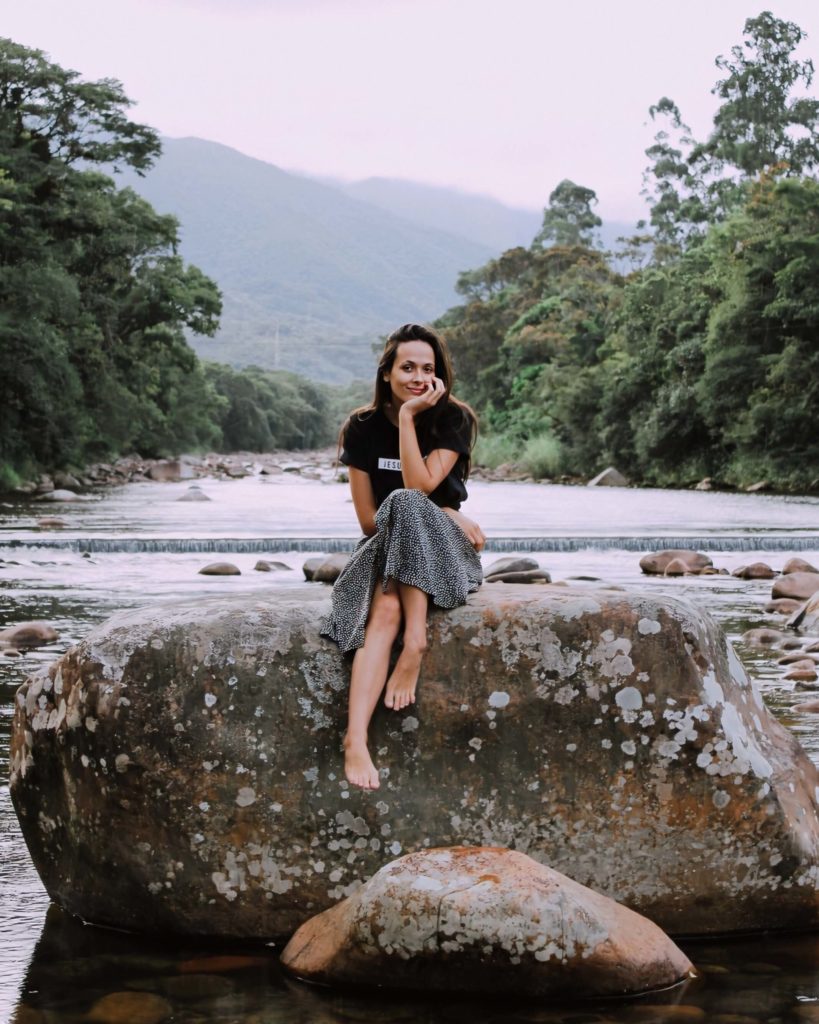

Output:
xmin=9 ymin=905 xmax=819 ymax=1023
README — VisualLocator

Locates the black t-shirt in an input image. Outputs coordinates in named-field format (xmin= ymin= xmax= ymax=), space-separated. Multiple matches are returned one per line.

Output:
xmin=340 ymin=404 xmax=472 ymax=510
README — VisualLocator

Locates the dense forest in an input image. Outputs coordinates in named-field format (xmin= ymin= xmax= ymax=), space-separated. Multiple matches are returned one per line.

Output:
xmin=441 ymin=11 xmax=819 ymax=491
xmin=0 ymin=38 xmax=334 ymax=488
xmin=1 ymin=12 xmax=818 ymax=492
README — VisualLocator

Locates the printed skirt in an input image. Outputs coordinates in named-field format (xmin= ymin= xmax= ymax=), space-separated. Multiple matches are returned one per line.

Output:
xmin=320 ymin=488 xmax=483 ymax=654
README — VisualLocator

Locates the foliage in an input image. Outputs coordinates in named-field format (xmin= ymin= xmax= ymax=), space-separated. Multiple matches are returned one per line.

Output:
xmin=440 ymin=12 xmax=819 ymax=493
xmin=533 ymin=180 xmax=602 ymax=249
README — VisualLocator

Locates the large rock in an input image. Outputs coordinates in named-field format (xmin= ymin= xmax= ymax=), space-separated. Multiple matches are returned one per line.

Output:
xmin=639 ymin=550 xmax=713 ymax=575
xmin=0 ymin=621 xmax=59 ymax=648
xmin=797 ymin=592 xmax=819 ymax=633
xmin=10 ymin=586 xmax=819 ymax=939
xmin=773 ymin=572 xmax=819 ymax=601
xmin=281 ymin=847 xmax=693 ymax=997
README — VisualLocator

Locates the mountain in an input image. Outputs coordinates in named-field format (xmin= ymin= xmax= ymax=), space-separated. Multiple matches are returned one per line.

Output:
xmin=341 ymin=177 xmax=543 ymax=252
xmin=118 ymin=138 xmax=494 ymax=383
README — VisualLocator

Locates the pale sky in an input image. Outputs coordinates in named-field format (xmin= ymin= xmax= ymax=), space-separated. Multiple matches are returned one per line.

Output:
xmin=5 ymin=0 xmax=819 ymax=219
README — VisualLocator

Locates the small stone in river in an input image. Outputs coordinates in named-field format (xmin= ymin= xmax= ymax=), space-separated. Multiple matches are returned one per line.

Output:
xmin=37 ymin=516 xmax=67 ymax=528
xmin=778 ymin=652 xmax=819 ymax=665
xmin=2 ymin=648 xmax=21 ymax=658
xmin=588 ymin=466 xmax=629 ymax=487
xmin=313 ymin=554 xmax=350 ymax=583
xmin=86 ymin=990 xmax=172 ymax=1024
xmin=788 ymin=669 xmax=819 ymax=685
xmin=254 ymin=560 xmax=291 ymax=572
xmin=640 ymin=550 xmax=712 ymax=576
xmin=783 ymin=557 xmax=819 ymax=575
xmin=741 ymin=628 xmax=783 ymax=648
xmin=177 ymin=486 xmax=210 ymax=502
xmin=807 ymin=640 xmax=819 ymax=654
xmin=732 ymin=562 xmax=776 ymax=579
xmin=772 ymin=571 xmax=819 ymax=601
xmin=664 ymin=558 xmax=693 ymax=576
xmin=766 ymin=598 xmax=803 ymax=615
xmin=485 ymin=569 xmax=552 ymax=584
xmin=198 ymin=562 xmax=241 ymax=576
xmin=795 ymin=699 xmax=819 ymax=713
xmin=0 ymin=621 xmax=59 ymax=647
xmin=303 ymin=557 xmax=325 ymax=581
xmin=163 ymin=973 xmax=234 ymax=999
xmin=485 ymin=556 xmax=540 ymax=577
xmin=38 ymin=489 xmax=82 ymax=502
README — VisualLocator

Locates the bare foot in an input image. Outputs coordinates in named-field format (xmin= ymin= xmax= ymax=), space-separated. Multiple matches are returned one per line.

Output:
xmin=384 ymin=646 xmax=424 ymax=710
xmin=344 ymin=737 xmax=380 ymax=790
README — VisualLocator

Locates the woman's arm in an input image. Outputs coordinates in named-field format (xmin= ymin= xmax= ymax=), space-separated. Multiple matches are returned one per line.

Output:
xmin=398 ymin=379 xmax=459 ymax=493
xmin=349 ymin=467 xmax=379 ymax=536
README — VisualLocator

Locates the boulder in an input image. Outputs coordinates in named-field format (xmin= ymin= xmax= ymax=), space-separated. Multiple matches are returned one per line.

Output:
xmin=783 ymin=558 xmax=818 ymax=575
xmin=663 ymin=558 xmax=693 ymax=577
xmin=11 ymin=586 xmax=819 ymax=940
xmin=485 ymin=557 xmax=540 ymax=578
xmin=197 ymin=562 xmax=241 ymax=576
xmin=588 ymin=467 xmax=629 ymax=487
xmin=53 ymin=472 xmax=82 ymax=491
xmin=312 ymin=553 xmax=351 ymax=583
xmin=639 ymin=550 xmax=713 ymax=576
xmin=694 ymin=478 xmax=713 ymax=491
xmin=254 ymin=560 xmax=291 ymax=572
xmin=0 ymin=621 xmax=58 ymax=648
xmin=732 ymin=563 xmax=776 ymax=580
xmin=280 ymin=847 xmax=692 ymax=998
xmin=147 ymin=461 xmax=190 ymax=483
xmin=772 ymin=572 xmax=819 ymax=601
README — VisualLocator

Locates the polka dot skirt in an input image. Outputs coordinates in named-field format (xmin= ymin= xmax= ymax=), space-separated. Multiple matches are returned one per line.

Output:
xmin=320 ymin=488 xmax=483 ymax=654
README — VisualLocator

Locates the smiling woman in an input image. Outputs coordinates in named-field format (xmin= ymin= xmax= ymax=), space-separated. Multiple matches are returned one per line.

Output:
xmin=320 ymin=324 xmax=485 ymax=790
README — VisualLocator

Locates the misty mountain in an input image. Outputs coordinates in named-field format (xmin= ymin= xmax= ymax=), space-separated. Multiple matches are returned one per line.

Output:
xmin=118 ymin=138 xmax=494 ymax=382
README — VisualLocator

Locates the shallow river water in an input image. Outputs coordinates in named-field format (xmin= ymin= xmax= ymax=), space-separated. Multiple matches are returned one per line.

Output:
xmin=2 ymin=473 xmax=819 ymax=1024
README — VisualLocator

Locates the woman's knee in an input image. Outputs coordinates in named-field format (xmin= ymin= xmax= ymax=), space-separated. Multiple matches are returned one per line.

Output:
xmin=369 ymin=587 xmax=402 ymax=630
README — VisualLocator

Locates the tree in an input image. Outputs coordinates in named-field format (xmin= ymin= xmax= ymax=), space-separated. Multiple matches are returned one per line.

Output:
xmin=532 ymin=180 xmax=602 ymax=248
xmin=643 ymin=12 xmax=819 ymax=244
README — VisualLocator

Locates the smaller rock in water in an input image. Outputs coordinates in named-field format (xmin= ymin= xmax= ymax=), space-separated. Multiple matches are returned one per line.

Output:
xmin=783 ymin=557 xmax=819 ymax=575
xmin=254 ymin=560 xmax=291 ymax=572
xmin=795 ymin=699 xmax=819 ymax=713
xmin=664 ymin=558 xmax=694 ymax=576
xmin=53 ymin=471 xmax=82 ymax=490
xmin=280 ymin=846 xmax=692 ymax=998
xmin=37 ymin=517 xmax=67 ymax=529
xmin=198 ymin=562 xmax=241 ymax=576
xmin=766 ymin=598 xmax=803 ymax=615
xmin=794 ymin=593 xmax=819 ymax=633
xmin=0 ymin=621 xmax=59 ymax=648
xmin=806 ymin=640 xmax=819 ymax=653
xmin=2 ymin=649 xmax=21 ymax=658
xmin=787 ymin=668 xmax=819 ymax=684
xmin=485 ymin=556 xmax=540 ymax=578
xmin=147 ymin=461 xmax=183 ymax=483
xmin=485 ymin=569 xmax=552 ymax=584
xmin=177 ymin=486 xmax=210 ymax=502
xmin=640 ymin=550 xmax=713 ymax=575
xmin=303 ymin=557 xmax=325 ymax=581
xmin=778 ymin=652 xmax=819 ymax=665
xmin=86 ymin=990 xmax=172 ymax=1024
xmin=746 ymin=480 xmax=770 ymax=492
xmin=773 ymin=572 xmax=819 ymax=601
xmin=732 ymin=563 xmax=776 ymax=580
xmin=742 ymin=627 xmax=784 ymax=648
xmin=37 ymin=489 xmax=82 ymax=502
xmin=694 ymin=477 xmax=713 ymax=491
xmin=588 ymin=466 xmax=629 ymax=487
xmin=313 ymin=553 xmax=351 ymax=583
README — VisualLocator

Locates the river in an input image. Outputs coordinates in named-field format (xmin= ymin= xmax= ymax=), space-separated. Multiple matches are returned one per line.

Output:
xmin=1 ymin=472 xmax=819 ymax=1023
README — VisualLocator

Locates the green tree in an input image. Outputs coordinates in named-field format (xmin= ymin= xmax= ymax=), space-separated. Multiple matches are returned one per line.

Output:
xmin=533 ymin=180 xmax=602 ymax=249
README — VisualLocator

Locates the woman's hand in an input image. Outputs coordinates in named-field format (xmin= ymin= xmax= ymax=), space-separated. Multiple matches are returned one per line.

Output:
xmin=399 ymin=376 xmax=446 ymax=418
xmin=443 ymin=508 xmax=486 ymax=551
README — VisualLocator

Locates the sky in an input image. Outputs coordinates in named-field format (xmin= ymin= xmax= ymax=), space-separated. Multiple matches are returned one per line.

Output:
xmin=4 ymin=0 xmax=819 ymax=220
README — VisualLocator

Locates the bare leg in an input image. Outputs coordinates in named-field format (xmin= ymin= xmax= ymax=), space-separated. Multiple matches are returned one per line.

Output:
xmin=344 ymin=581 xmax=402 ymax=789
xmin=384 ymin=583 xmax=429 ymax=711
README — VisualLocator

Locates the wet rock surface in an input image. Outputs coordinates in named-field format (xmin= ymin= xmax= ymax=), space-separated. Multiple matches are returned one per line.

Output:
xmin=10 ymin=585 xmax=819 ymax=940
xmin=639 ymin=551 xmax=713 ymax=575
xmin=281 ymin=847 xmax=693 ymax=997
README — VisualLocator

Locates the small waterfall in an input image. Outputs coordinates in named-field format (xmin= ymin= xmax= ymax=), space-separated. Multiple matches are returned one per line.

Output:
xmin=2 ymin=535 xmax=819 ymax=554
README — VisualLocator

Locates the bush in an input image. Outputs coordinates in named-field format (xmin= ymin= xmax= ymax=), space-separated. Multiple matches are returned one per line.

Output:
xmin=520 ymin=433 xmax=563 ymax=479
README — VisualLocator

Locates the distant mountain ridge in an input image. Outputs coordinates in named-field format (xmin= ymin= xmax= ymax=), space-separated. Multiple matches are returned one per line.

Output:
xmin=118 ymin=138 xmax=494 ymax=382
xmin=120 ymin=138 xmax=636 ymax=382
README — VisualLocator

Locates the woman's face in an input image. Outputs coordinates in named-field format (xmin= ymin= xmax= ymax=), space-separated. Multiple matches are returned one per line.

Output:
xmin=384 ymin=341 xmax=437 ymax=407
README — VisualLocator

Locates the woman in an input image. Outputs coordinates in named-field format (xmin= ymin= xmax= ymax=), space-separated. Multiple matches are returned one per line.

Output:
xmin=321 ymin=323 xmax=485 ymax=791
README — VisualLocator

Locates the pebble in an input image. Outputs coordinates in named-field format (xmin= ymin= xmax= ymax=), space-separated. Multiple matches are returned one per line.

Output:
xmin=198 ymin=562 xmax=241 ymax=576
xmin=86 ymin=991 xmax=172 ymax=1024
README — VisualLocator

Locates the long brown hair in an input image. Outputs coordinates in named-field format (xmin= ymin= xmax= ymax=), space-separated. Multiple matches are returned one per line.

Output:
xmin=340 ymin=323 xmax=478 ymax=479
